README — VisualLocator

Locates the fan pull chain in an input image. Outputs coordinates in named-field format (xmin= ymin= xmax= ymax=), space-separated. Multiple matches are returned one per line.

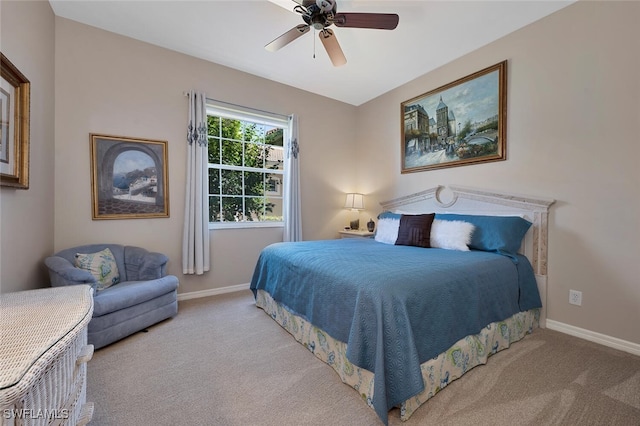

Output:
xmin=313 ymin=28 xmax=316 ymax=59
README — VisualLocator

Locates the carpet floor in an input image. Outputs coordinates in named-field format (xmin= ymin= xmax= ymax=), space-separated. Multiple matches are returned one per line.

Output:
xmin=87 ymin=291 xmax=640 ymax=425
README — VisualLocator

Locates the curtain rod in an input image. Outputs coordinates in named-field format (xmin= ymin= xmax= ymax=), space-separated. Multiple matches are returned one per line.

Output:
xmin=183 ymin=91 xmax=289 ymax=120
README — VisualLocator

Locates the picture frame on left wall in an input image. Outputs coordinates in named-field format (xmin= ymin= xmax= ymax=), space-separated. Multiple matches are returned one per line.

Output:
xmin=90 ymin=134 xmax=170 ymax=220
xmin=0 ymin=53 xmax=30 ymax=189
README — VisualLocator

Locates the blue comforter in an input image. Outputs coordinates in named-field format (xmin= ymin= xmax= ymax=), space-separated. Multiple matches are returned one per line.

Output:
xmin=250 ymin=238 xmax=541 ymax=424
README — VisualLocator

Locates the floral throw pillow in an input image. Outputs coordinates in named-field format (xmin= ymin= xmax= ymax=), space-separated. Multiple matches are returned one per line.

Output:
xmin=75 ymin=248 xmax=120 ymax=291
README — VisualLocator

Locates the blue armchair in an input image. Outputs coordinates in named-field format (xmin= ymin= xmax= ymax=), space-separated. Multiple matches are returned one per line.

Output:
xmin=44 ymin=244 xmax=179 ymax=349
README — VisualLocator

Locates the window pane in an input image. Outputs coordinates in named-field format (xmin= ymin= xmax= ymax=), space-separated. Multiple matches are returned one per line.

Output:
xmin=208 ymin=169 xmax=220 ymax=195
xmin=221 ymin=169 xmax=242 ymax=195
xmin=209 ymin=196 xmax=221 ymax=222
xmin=221 ymin=196 xmax=243 ymax=222
xmin=221 ymin=140 xmax=243 ymax=166
xmin=260 ymin=145 xmax=270 ymax=169
xmin=266 ymin=146 xmax=284 ymax=171
xmin=253 ymin=124 xmax=267 ymax=143
xmin=242 ymin=122 xmax=263 ymax=143
xmin=265 ymin=196 xmax=283 ymax=221
xmin=208 ymin=116 xmax=221 ymax=164
xmin=265 ymin=173 xmax=282 ymax=196
xmin=207 ymin=116 xmax=221 ymax=137
xmin=244 ymin=171 xmax=264 ymax=196
xmin=265 ymin=127 xmax=284 ymax=147
xmin=244 ymin=197 xmax=263 ymax=222
xmin=221 ymin=118 xmax=242 ymax=140
xmin=244 ymin=142 xmax=263 ymax=168
xmin=208 ymin=138 xmax=220 ymax=164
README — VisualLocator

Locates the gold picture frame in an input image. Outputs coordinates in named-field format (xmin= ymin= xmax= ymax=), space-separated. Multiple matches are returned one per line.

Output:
xmin=90 ymin=134 xmax=170 ymax=220
xmin=401 ymin=60 xmax=507 ymax=173
xmin=1 ymin=53 xmax=31 ymax=189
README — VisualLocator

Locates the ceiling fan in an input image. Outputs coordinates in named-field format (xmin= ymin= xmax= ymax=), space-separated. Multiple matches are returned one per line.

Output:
xmin=265 ymin=0 xmax=399 ymax=67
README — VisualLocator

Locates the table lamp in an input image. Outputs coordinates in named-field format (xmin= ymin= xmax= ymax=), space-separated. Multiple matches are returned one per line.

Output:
xmin=344 ymin=193 xmax=364 ymax=230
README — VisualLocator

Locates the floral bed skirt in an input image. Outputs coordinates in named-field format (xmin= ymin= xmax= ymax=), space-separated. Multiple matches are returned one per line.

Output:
xmin=255 ymin=289 xmax=539 ymax=421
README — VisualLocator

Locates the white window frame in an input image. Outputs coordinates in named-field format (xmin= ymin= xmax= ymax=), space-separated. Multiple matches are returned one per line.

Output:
xmin=206 ymin=100 xmax=288 ymax=230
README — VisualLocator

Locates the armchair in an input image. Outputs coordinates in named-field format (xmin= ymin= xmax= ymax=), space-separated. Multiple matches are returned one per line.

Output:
xmin=44 ymin=244 xmax=179 ymax=349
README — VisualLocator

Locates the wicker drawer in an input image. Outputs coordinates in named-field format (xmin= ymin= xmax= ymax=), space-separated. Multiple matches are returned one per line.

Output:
xmin=0 ymin=286 xmax=94 ymax=426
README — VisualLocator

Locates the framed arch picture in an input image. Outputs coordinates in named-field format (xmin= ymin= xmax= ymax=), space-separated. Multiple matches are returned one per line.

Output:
xmin=90 ymin=134 xmax=169 ymax=219
xmin=401 ymin=60 xmax=507 ymax=173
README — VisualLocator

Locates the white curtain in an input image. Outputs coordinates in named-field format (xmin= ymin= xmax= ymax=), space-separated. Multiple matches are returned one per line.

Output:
xmin=283 ymin=114 xmax=302 ymax=242
xmin=182 ymin=91 xmax=210 ymax=274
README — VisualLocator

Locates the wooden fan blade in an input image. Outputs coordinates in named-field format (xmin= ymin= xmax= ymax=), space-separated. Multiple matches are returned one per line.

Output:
xmin=333 ymin=13 xmax=399 ymax=30
xmin=319 ymin=29 xmax=347 ymax=67
xmin=265 ymin=24 xmax=310 ymax=52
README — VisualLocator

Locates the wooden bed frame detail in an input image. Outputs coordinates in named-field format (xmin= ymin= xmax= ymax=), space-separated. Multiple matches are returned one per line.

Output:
xmin=380 ymin=185 xmax=555 ymax=326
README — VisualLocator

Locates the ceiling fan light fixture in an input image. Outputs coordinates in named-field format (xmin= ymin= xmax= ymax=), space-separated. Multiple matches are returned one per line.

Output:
xmin=265 ymin=0 xmax=398 ymax=67
xmin=311 ymin=17 xmax=326 ymax=30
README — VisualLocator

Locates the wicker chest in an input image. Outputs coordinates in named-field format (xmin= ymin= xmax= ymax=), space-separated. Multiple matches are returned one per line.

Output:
xmin=0 ymin=286 xmax=94 ymax=425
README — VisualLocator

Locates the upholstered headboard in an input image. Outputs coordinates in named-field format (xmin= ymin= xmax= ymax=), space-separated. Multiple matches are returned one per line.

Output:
xmin=380 ymin=185 xmax=555 ymax=326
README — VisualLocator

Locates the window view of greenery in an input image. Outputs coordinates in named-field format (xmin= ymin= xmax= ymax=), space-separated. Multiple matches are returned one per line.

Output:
xmin=207 ymin=114 xmax=285 ymax=223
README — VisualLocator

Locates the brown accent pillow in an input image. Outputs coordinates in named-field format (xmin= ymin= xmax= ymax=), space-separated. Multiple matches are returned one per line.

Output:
xmin=395 ymin=213 xmax=435 ymax=248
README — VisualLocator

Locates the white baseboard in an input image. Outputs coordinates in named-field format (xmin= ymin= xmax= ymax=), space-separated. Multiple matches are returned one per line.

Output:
xmin=546 ymin=319 xmax=640 ymax=357
xmin=177 ymin=283 xmax=250 ymax=301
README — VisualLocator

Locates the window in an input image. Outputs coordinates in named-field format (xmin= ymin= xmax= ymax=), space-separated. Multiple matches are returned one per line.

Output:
xmin=206 ymin=101 xmax=288 ymax=228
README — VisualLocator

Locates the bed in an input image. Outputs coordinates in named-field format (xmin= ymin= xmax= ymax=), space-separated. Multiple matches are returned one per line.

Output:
xmin=250 ymin=185 xmax=555 ymax=424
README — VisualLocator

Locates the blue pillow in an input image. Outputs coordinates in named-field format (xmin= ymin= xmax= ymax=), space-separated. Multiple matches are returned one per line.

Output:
xmin=435 ymin=213 xmax=532 ymax=257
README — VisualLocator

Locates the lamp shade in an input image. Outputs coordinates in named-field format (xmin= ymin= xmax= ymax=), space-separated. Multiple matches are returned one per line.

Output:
xmin=344 ymin=193 xmax=364 ymax=210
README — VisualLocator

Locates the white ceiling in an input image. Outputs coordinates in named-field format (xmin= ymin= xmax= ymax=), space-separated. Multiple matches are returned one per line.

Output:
xmin=48 ymin=0 xmax=575 ymax=106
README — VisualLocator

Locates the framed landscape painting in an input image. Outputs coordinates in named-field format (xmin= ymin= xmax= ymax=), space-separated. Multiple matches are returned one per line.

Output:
xmin=90 ymin=134 xmax=169 ymax=219
xmin=401 ymin=60 xmax=507 ymax=173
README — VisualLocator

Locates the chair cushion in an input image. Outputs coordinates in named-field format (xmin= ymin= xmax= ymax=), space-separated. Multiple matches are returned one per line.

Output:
xmin=92 ymin=275 xmax=179 ymax=317
xmin=89 ymin=292 xmax=177 ymax=331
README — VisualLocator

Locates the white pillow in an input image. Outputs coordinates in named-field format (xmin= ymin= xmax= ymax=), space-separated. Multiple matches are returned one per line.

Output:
xmin=430 ymin=219 xmax=475 ymax=251
xmin=374 ymin=218 xmax=400 ymax=244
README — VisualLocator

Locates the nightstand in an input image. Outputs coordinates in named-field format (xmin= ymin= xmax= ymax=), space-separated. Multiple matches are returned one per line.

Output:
xmin=339 ymin=229 xmax=375 ymax=239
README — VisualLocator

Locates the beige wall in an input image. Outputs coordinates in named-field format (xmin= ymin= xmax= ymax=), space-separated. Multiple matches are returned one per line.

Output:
xmin=356 ymin=1 xmax=640 ymax=344
xmin=53 ymin=17 xmax=357 ymax=294
xmin=3 ymin=1 xmax=638 ymax=347
xmin=0 ymin=1 xmax=55 ymax=293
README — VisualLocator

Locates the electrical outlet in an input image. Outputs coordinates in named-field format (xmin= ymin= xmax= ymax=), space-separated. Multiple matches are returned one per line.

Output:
xmin=569 ymin=289 xmax=582 ymax=306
